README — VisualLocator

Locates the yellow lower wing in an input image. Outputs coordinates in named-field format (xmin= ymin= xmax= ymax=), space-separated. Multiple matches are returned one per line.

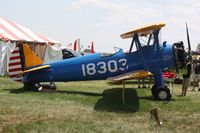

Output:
xmin=107 ymin=70 xmax=152 ymax=81
xmin=22 ymin=65 xmax=50 ymax=74
xmin=129 ymin=71 xmax=152 ymax=79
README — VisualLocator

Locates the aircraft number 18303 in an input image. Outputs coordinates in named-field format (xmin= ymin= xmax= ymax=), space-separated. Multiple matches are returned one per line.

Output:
xmin=81 ymin=58 xmax=128 ymax=76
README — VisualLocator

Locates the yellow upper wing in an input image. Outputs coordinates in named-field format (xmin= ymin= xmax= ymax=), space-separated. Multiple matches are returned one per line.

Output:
xmin=120 ymin=23 xmax=165 ymax=39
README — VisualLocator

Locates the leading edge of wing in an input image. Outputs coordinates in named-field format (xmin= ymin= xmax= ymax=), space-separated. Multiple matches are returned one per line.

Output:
xmin=21 ymin=65 xmax=50 ymax=74
xmin=120 ymin=23 xmax=165 ymax=39
xmin=107 ymin=70 xmax=152 ymax=81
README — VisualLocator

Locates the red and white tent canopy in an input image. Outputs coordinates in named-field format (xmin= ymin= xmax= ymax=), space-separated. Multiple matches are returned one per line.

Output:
xmin=0 ymin=16 xmax=58 ymax=44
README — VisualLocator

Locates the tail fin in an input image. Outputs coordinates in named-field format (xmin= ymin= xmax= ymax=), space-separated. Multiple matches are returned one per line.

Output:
xmin=22 ymin=44 xmax=43 ymax=68
xmin=8 ymin=44 xmax=44 ymax=82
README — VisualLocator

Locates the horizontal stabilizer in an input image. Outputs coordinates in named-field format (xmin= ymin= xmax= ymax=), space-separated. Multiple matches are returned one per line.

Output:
xmin=22 ymin=65 xmax=50 ymax=74
xmin=121 ymin=23 xmax=165 ymax=39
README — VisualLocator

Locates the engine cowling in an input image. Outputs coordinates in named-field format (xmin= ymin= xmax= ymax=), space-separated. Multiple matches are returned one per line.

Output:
xmin=173 ymin=41 xmax=187 ymax=69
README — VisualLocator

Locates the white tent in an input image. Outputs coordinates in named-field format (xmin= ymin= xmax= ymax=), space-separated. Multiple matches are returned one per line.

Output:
xmin=0 ymin=16 xmax=64 ymax=79
xmin=0 ymin=41 xmax=16 ymax=75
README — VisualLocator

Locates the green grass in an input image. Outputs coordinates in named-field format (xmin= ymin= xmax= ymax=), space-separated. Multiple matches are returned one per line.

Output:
xmin=1 ymin=77 xmax=200 ymax=133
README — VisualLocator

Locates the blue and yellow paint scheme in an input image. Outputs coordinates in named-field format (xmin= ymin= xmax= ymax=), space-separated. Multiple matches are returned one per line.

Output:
xmin=21 ymin=23 xmax=186 ymax=100
xmin=23 ymin=43 xmax=174 ymax=83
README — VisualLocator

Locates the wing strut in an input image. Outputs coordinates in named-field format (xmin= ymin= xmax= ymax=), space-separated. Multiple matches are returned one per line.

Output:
xmin=128 ymin=33 xmax=141 ymax=54
xmin=153 ymin=29 xmax=160 ymax=51
xmin=129 ymin=35 xmax=135 ymax=54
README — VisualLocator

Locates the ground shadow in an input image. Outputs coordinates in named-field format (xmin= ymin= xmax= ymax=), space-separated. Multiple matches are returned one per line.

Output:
xmin=8 ymin=87 xmax=167 ymax=112
xmin=94 ymin=88 xmax=139 ymax=113
xmin=7 ymin=87 xmax=140 ymax=112
xmin=7 ymin=88 xmax=103 ymax=97
xmin=107 ymin=80 xmax=154 ymax=85
xmin=55 ymin=90 xmax=102 ymax=96
xmin=5 ymin=88 xmax=28 ymax=94
xmin=139 ymin=95 xmax=154 ymax=101
xmin=107 ymin=80 xmax=137 ymax=85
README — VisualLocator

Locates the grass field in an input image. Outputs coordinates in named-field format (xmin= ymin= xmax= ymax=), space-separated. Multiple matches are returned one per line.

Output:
xmin=1 ymin=77 xmax=200 ymax=133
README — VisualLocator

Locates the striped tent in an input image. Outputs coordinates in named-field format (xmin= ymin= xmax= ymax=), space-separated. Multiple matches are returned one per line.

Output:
xmin=0 ymin=16 xmax=59 ymax=82
xmin=0 ymin=16 xmax=58 ymax=43
xmin=8 ymin=46 xmax=23 ymax=82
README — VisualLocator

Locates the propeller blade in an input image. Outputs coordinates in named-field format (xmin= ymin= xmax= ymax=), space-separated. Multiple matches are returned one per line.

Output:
xmin=186 ymin=22 xmax=191 ymax=51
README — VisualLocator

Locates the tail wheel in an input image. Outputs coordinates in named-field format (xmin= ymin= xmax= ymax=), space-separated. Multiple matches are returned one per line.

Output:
xmin=155 ymin=86 xmax=171 ymax=100
xmin=40 ymin=82 xmax=57 ymax=90
xmin=49 ymin=82 xmax=57 ymax=90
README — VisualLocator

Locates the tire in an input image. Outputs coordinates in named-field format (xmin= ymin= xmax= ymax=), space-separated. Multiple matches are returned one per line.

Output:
xmin=155 ymin=86 xmax=171 ymax=100
xmin=49 ymin=82 xmax=57 ymax=90
xmin=40 ymin=82 xmax=57 ymax=90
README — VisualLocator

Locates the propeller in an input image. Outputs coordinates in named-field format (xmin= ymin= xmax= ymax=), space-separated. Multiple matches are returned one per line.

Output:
xmin=186 ymin=22 xmax=192 ymax=59
xmin=173 ymin=23 xmax=191 ymax=83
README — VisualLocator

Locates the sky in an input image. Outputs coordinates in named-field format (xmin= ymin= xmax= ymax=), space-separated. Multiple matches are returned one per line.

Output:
xmin=1 ymin=0 xmax=200 ymax=52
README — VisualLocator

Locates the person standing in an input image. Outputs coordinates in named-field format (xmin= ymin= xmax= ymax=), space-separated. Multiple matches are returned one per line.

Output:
xmin=182 ymin=60 xmax=192 ymax=96
xmin=193 ymin=59 xmax=200 ymax=91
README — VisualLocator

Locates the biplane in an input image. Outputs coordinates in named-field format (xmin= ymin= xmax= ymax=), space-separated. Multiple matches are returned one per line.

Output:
xmin=17 ymin=23 xmax=189 ymax=100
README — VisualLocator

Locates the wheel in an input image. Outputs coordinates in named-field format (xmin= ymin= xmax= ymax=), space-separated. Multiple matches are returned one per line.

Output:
xmin=49 ymin=82 xmax=57 ymax=90
xmin=155 ymin=86 xmax=171 ymax=100
xmin=40 ymin=82 xmax=57 ymax=90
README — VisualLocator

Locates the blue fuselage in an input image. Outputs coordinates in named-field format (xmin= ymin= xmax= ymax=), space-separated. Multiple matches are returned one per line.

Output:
xmin=23 ymin=44 xmax=174 ymax=87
